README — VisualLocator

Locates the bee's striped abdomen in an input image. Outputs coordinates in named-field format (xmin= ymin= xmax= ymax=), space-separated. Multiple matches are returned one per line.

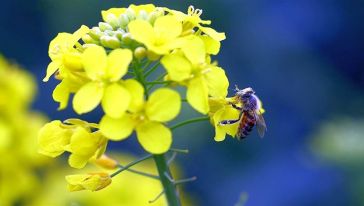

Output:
xmin=237 ymin=111 xmax=256 ymax=140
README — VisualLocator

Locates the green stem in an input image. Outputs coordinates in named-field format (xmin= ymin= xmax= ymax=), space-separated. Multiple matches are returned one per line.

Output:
xmin=144 ymin=62 xmax=160 ymax=77
xmin=110 ymin=154 xmax=152 ymax=178
xmin=132 ymin=61 xmax=149 ymax=99
xmin=145 ymin=81 xmax=171 ymax=85
xmin=170 ymin=116 xmax=210 ymax=131
xmin=117 ymin=164 xmax=160 ymax=180
xmin=153 ymin=154 xmax=181 ymax=206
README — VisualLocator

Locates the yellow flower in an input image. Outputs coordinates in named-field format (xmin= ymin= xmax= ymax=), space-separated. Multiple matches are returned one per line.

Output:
xmin=164 ymin=5 xmax=225 ymax=41
xmin=99 ymin=86 xmax=181 ymax=154
xmin=128 ymin=15 xmax=182 ymax=55
xmin=38 ymin=120 xmax=107 ymax=169
xmin=65 ymin=127 xmax=108 ymax=169
xmin=209 ymin=96 xmax=266 ymax=141
xmin=209 ymin=97 xmax=240 ymax=141
xmin=66 ymin=173 xmax=112 ymax=192
xmin=43 ymin=25 xmax=89 ymax=82
xmin=161 ymin=52 xmax=229 ymax=114
xmin=38 ymin=120 xmax=72 ymax=157
xmin=72 ymin=45 xmax=133 ymax=118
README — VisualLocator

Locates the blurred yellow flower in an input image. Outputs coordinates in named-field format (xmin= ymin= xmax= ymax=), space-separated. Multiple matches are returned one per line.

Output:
xmin=101 ymin=4 xmax=157 ymax=22
xmin=100 ymin=87 xmax=181 ymax=154
xmin=66 ymin=172 xmax=112 ymax=192
xmin=72 ymin=45 xmax=133 ymax=118
xmin=44 ymin=25 xmax=89 ymax=82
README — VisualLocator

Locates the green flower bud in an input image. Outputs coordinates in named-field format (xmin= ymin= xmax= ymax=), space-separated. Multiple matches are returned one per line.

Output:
xmin=104 ymin=30 xmax=115 ymax=36
xmin=134 ymin=47 xmax=147 ymax=59
xmin=137 ymin=10 xmax=148 ymax=20
xmin=122 ymin=33 xmax=132 ymax=44
xmin=119 ymin=14 xmax=130 ymax=28
xmin=100 ymin=36 xmax=120 ymax=49
xmin=125 ymin=8 xmax=136 ymax=21
xmin=115 ymin=29 xmax=125 ymax=40
xmin=105 ymin=14 xmax=120 ymax=29
xmin=147 ymin=12 xmax=158 ymax=24
xmin=82 ymin=34 xmax=98 ymax=44
xmin=99 ymin=22 xmax=113 ymax=32
xmin=89 ymin=27 xmax=102 ymax=40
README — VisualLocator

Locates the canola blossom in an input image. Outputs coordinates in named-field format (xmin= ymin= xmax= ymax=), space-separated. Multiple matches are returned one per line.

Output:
xmin=37 ymin=4 xmax=263 ymax=205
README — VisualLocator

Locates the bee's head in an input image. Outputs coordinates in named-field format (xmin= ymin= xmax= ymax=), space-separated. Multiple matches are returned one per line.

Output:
xmin=235 ymin=86 xmax=255 ymax=98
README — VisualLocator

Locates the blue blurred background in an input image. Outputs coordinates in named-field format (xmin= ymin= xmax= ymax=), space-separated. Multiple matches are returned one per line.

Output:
xmin=1 ymin=0 xmax=364 ymax=205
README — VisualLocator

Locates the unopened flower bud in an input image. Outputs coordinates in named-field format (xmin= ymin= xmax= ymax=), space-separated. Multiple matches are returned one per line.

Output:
xmin=66 ymin=172 xmax=112 ymax=192
xmin=134 ymin=47 xmax=147 ymax=59
xmin=119 ymin=14 xmax=130 ymax=28
xmin=99 ymin=22 xmax=113 ymax=32
xmin=82 ymin=34 xmax=98 ymax=44
xmin=93 ymin=155 xmax=118 ymax=169
xmin=105 ymin=14 xmax=120 ymax=29
xmin=147 ymin=50 xmax=160 ymax=61
xmin=114 ymin=29 xmax=125 ymax=40
xmin=137 ymin=10 xmax=148 ymax=20
xmin=122 ymin=33 xmax=132 ymax=44
xmin=125 ymin=8 xmax=136 ymax=21
xmin=100 ymin=36 xmax=120 ymax=49
xmin=89 ymin=27 xmax=102 ymax=40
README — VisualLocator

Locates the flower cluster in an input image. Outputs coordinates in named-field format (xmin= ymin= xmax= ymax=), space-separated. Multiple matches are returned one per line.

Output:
xmin=39 ymin=4 xmax=244 ymax=193
xmin=0 ymin=55 xmax=49 ymax=205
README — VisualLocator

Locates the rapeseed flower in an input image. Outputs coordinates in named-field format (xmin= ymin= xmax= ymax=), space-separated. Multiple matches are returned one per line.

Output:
xmin=43 ymin=25 xmax=89 ymax=82
xmin=72 ymin=45 xmax=132 ymax=118
xmin=99 ymin=87 xmax=181 ymax=154
xmin=66 ymin=173 xmax=112 ymax=192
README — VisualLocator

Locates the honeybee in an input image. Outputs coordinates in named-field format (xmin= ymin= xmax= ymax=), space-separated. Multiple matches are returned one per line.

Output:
xmin=219 ymin=86 xmax=267 ymax=140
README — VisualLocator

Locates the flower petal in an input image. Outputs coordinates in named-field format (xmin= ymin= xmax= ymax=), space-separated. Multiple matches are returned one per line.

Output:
xmin=52 ymin=80 xmax=70 ymax=110
xmin=161 ymin=53 xmax=192 ymax=82
xmin=146 ymin=88 xmax=181 ymax=122
xmin=70 ymin=25 xmax=90 ymax=46
xmin=180 ymin=36 xmax=205 ymax=65
xmin=68 ymin=154 xmax=89 ymax=169
xmin=128 ymin=20 xmax=155 ymax=45
xmin=187 ymin=77 xmax=209 ymax=114
xmin=99 ymin=114 xmax=135 ymax=141
xmin=154 ymin=15 xmax=182 ymax=40
xmin=213 ymin=107 xmax=240 ymax=140
xmin=82 ymin=46 xmax=107 ymax=80
xmin=136 ymin=122 xmax=172 ymax=154
xmin=102 ymin=83 xmax=131 ymax=118
xmin=69 ymin=127 xmax=99 ymax=157
xmin=199 ymin=26 xmax=226 ymax=41
xmin=38 ymin=120 xmax=72 ymax=157
xmin=122 ymin=79 xmax=145 ymax=112
xmin=205 ymin=66 xmax=229 ymax=98
xmin=106 ymin=49 xmax=132 ymax=81
xmin=43 ymin=61 xmax=60 ymax=82
xmin=201 ymin=35 xmax=220 ymax=55
xmin=73 ymin=82 xmax=104 ymax=114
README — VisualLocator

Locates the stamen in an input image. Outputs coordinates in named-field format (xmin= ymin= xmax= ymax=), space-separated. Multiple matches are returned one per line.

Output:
xmin=188 ymin=5 xmax=195 ymax=15
xmin=194 ymin=9 xmax=203 ymax=16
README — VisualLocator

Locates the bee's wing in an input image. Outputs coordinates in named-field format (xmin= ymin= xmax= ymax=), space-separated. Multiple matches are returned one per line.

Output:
xmin=255 ymin=112 xmax=267 ymax=138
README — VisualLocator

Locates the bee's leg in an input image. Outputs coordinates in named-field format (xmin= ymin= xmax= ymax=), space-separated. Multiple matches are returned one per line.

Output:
xmin=229 ymin=102 xmax=243 ymax=110
xmin=219 ymin=119 xmax=240 ymax=125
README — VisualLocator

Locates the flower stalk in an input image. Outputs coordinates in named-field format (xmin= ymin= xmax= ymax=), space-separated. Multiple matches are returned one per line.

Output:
xmin=153 ymin=154 xmax=181 ymax=206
